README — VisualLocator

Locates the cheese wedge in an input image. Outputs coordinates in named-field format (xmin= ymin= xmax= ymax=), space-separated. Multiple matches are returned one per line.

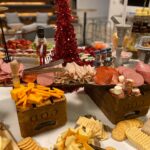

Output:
xmin=0 ymin=136 xmax=11 ymax=150
xmin=126 ymin=127 xmax=150 ymax=150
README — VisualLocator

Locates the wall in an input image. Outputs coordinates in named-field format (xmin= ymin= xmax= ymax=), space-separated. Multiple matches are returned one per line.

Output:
xmin=108 ymin=0 xmax=123 ymax=21
xmin=77 ymin=0 xmax=109 ymax=19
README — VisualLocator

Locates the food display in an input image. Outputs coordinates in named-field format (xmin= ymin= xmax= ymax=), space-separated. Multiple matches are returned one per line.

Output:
xmin=0 ymin=39 xmax=34 ymax=55
xmin=1 ymin=0 xmax=150 ymax=149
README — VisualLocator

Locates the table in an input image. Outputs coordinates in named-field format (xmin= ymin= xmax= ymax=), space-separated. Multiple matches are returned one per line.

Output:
xmin=73 ymin=9 xmax=96 ymax=46
xmin=0 ymin=87 xmax=149 ymax=149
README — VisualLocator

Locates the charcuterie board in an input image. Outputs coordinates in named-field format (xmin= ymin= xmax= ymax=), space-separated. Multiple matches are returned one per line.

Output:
xmin=0 ymin=122 xmax=19 ymax=150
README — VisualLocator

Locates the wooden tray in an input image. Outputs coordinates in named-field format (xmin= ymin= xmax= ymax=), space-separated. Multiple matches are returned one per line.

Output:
xmin=0 ymin=123 xmax=19 ymax=150
xmin=17 ymin=96 xmax=67 ymax=137
xmin=85 ymin=84 xmax=150 ymax=124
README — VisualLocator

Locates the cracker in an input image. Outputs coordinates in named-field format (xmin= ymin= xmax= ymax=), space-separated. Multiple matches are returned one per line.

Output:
xmin=18 ymin=137 xmax=32 ymax=147
xmin=105 ymin=146 xmax=116 ymax=150
xmin=18 ymin=137 xmax=44 ymax=150
xmin=112 ymin=128 xmax=126 ymax=141
xmin=19 ymin=140 xmax=36 ymax=149
xmin=126 ymin=127 xmax=150 ymax=150
xmin=76 ymin=117 xmax=89 ymax=127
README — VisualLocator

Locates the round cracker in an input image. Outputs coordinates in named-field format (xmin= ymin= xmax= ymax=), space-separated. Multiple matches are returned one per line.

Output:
xmin=20 ymin=139 xmax=36 ymax=150
xmin=18 ymin=137 xmax=32 ymax=147
xmin=116 ymin=122 xmax=128 ymax=131
xmin=105 ymin=146 xmax=116 ymax=150
xmin=18 ymin=139 xmax=33 ymax=149
xmin=24 ymin=143 xmax=38 ymax=150
xmin=112 ymin=128 xmax=126 ymax=141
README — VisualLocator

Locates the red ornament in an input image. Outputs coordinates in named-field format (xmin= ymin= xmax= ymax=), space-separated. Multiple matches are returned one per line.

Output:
xmin=52 ymin=0 xmax=80 ymax=65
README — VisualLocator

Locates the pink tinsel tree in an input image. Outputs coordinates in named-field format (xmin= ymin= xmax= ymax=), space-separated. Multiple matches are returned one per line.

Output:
xmin=53 ymin=0 xmax=80 ymax=65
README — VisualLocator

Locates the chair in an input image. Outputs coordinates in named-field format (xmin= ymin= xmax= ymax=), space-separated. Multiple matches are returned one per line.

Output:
xmin=44 ymin=26 xmax=55 ymax=38
xmin=21 ymin=23 xmax=37 ymax=41
xmin=5 ymin=12 xmax=24 ymax=30
xmin=36 ymin=12 xmax=49 ymax=26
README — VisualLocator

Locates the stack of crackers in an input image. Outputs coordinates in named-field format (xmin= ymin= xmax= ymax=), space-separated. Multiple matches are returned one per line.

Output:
xmin=76 ymin=116 xmax=108 ymax=140
xmin=0 ymin=135 xmax=11 ymax=150
xmin=142 ymin=119 xmax=150 ymax=135
xmin=18 ymin=137 xmax=48 ymax=150
xmin=112 ymin=119 xmax=143 ymax=141
xmin=126 ymin=127 xmax=150 ymax=150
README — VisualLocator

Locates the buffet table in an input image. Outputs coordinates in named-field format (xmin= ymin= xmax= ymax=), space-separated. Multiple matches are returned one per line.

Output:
xmin=0 ymin=87 xmax=149 ymax=150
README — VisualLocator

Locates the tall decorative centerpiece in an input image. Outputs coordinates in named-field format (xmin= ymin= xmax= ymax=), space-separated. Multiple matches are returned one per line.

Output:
xmin=115 ymin=0 xmax=131 ymax=66
xmin=115 ymin=24 xmax=131 ymax=66
xmin=53 ymin=0 xmax=80 ymax=65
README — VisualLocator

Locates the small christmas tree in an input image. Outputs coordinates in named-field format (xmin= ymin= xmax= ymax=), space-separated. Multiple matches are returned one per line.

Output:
xmin=53 ymin=0 xmax=80 ymax=65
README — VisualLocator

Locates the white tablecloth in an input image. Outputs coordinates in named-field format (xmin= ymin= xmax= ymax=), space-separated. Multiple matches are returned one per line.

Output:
xmin=0 ymin=87 xmax=149 ymax=150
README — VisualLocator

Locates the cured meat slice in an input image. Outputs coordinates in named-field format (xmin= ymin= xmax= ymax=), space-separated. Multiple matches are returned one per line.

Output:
xmin=94 ymin=66 xmax=119 ymax=85
xmin=117 ymin=66 xmax=144 ymax=87
xmin=19 ymin=63 xmax=24 ymax=72
xmin=0 ymin=59 xmax=3 ymax=66
xmin=1 ymin=62 xmax=24 ymax=74
xmin=37 ymin=73 xmax=54 ymax=86
xmin=135 ymin=61 xmax=150 ymax=84
xmin=1 ymin=62 xmax=11 ymax=74
xmin=22 ymin=74 xmax=37 ymax=83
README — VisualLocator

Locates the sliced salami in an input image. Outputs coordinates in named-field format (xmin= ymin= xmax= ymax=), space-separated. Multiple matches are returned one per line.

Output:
xmin=1 ymin=62 xmax=11 ymax=74
xmin=135 ymin=61 xmax=150 ymax=84
xmin=37 ymin=73 xmax=54 ymax=86
xmin=0 ymin=59 xmax=3 ymax=66
xmin=19 ymin=63 xmax=24 ymax=72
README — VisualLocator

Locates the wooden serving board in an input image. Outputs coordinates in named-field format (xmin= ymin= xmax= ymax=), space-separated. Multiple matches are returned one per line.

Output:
xmin=0 ymin=123 xmax=19 ymax=150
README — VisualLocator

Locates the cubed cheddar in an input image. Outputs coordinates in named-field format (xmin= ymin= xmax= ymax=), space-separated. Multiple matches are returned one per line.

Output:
xmin=10 ymin=83 xmax=64 ymax=109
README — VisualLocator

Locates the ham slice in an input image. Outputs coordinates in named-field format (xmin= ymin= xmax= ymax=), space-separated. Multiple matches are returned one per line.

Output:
xmin=135 ymin=61 xmax=150 ymax=84
xmin=37 ymin=73 xmax=54 ymax=86
xmin=117 ymin=66 xmax=144 ymax=87
xmin=1 ymin=62 xmax=24 ymax=74
xmin=22 ymin=74 xmax=37 ymax=83
xmin=0 ymin=59 xmax=3 ymax=66
xmin=1 ymin=62 xmax=11 ymax=74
